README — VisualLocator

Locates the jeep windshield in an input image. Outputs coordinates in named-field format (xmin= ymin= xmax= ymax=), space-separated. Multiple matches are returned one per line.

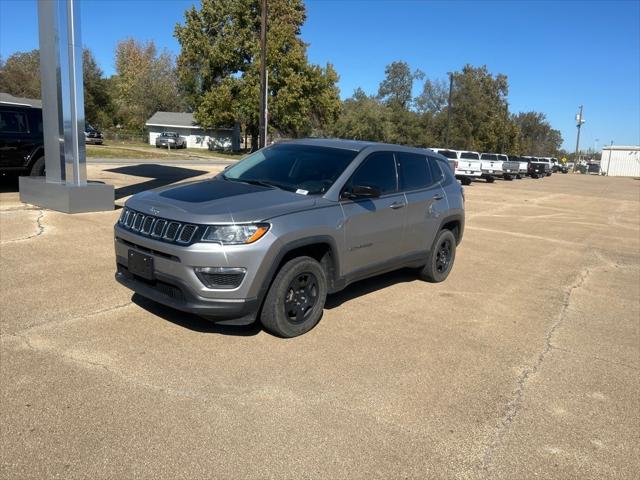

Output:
xmin=222 ymin=143 xmax=359 ymax=194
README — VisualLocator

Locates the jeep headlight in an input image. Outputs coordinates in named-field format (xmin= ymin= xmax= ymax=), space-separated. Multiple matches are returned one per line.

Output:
xmin=202 ymin=224 xmax=269 ymax=245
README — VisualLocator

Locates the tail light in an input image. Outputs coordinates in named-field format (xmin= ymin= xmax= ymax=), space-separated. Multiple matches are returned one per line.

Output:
xmin=454 ymin=160 xmax=459 ymax=169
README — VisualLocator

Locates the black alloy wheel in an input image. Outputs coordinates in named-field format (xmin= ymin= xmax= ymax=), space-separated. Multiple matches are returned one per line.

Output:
xmin=435 ymin=237 xmax=453 ymax=274
xmin=284 ymin=272 xmax=319 ymax=324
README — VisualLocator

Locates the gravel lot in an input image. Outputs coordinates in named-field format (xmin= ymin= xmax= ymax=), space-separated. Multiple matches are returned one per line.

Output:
xmin=1 ymin=165 xmax=638 ymax=479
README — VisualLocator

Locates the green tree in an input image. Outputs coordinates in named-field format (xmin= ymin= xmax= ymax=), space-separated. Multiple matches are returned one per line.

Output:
xmin=377 ymin=61 xmax=423 ymax=110
xmin=446 ymin=65 xmax=512 ymax=152
xmin=174 ymin=0 xmax=341 ymax=147
xmin=0 ymin=48 xmax=115 ymax=128
xmin=415 ymin=78 xmax=448 ymax=115
xmin=0 ymin=50 xmax=41 ymax=98
xmin=332 ymin=88 xmax=391 ymax=141
xmin=113 ymin=39 xmax=184 ymax=130
xmin=375 ymin=61 xmax=423 ymax=145
xmin=82 ymin=50 xmax=115 ymax=128
xmin=513 ymin=111 xmax=563 ymax=155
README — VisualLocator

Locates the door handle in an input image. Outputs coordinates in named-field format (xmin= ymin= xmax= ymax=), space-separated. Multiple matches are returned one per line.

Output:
xmin=389 ymin=201 xmax=406 ymax=209
xmin=432 ymin=194 xmax=444 ymax=200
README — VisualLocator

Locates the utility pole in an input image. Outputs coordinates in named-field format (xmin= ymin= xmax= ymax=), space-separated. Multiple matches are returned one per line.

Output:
xmin=445 ymin=72 xmax=454 ymax=148
xmin=258 ymin=0 xmax=268 ymax=149
xmin=574 ymin=105 xmax=585 ymax=171
xmin=604 ymin=140 xmax=613 ymax=175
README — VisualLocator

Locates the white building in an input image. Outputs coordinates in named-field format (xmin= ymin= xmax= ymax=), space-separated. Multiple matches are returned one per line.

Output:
xmin=146 ymin=112 xmax=240 ymax=151
xmin=600 ymin=145 xmax=640 ymax=177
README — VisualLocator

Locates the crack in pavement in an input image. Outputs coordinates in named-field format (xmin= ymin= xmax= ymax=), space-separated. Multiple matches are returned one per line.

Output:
xmin=3 ymin=301 xmax=134 ymax=337
xmin=0 ymin=209 xmax=46 ymax=244
xmin=478 ymin=256 xmax=596 ymax=475
xmin=5 ymin=330 xmax=208 ymax=401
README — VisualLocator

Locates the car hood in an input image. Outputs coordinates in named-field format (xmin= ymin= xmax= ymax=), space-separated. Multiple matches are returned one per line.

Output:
xmin=125 ymin=178 xmax=321 ymax=224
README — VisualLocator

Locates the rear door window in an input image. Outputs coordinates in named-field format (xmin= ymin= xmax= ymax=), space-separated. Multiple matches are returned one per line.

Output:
xmin=396 ymin=152 xmax=433 ymax=191
xmin=348 ymin=151 xmax=397 ymax=195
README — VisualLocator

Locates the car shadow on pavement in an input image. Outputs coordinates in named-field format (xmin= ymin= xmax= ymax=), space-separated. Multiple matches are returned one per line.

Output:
xmin=132 ymin=294 xmax=262 ymax=337
xmin=105 ymin=164 xmax=209 ymax=200
xmin=325 ymin=268 xmax=418 ymax=309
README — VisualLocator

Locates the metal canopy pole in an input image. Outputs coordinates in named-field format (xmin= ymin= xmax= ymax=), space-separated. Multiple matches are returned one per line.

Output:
xmin=20 ymin=0 xmax=113 ymax=213
xmin=61 ymin=0 xmax=87 ymax=185
xmin=37 ymin=0 xmax=65 ymax=183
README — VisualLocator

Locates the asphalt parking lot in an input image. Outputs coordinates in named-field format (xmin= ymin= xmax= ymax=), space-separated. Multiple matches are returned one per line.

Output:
xmin=1 ymin=164 xmax=638 ymax=479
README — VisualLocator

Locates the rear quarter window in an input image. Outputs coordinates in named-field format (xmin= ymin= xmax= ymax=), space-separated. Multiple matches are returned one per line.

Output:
xmin=428 ymin=157 xmax=445 ymax=182
xmin=0 ymin=109 xmax=29 ymax=133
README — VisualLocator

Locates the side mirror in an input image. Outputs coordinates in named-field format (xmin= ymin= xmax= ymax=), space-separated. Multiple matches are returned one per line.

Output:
xmin=343 ymin=184 xmax=381 ymax=199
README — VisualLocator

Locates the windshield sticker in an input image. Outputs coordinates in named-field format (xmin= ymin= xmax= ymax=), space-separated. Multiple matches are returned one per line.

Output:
xmin=296 ymin=189 xmax=309 ymax=195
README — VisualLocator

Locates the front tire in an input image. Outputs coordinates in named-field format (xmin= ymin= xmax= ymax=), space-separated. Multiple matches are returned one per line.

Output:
xmin=29 ymin=157 xmax=45 ymax=176
xmin=260 ymin=256 xmax=328 ymax=338
xmin=419 ymin=229 xmax=457 ymax=283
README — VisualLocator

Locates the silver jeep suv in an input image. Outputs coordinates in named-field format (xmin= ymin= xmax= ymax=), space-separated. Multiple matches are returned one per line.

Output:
xmin=114 ymin=139 xmax=465 ymax=337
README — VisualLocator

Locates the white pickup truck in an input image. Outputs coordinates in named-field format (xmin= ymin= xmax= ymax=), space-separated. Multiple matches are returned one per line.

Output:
xmin=429 ymin=148 xmax=482 ymax=185
xmin=479 ymin=153 xmax=520 ymax=181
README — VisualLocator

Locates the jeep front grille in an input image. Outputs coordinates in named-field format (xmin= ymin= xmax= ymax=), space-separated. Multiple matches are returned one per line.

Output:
xmin=117 ymin=208 xmax=200 ymax=245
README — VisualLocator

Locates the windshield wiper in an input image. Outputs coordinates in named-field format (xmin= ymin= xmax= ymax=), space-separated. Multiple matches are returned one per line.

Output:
xmin=223 ymin=176 xmax=293 ymax=191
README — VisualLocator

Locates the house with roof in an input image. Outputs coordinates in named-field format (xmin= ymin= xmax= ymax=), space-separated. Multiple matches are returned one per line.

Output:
xmin=145 ymin=111 xmax=240 ymax=151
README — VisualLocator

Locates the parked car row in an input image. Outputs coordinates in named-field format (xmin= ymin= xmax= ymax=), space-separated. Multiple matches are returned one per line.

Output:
xmin=428 ymin=148 xmax=564 ymax=184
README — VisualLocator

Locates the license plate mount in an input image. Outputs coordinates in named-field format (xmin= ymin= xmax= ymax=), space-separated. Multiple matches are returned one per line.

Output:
xmin=128 ymin=250 xmax=154 ymax=280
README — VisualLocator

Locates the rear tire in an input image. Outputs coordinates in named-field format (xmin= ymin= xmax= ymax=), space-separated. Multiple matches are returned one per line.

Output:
xmin=260 ymin=256 xmax=328 ymax=338
xmin=29 ymin=157 xmax=45 ymax=176
xmin=486 ymin=176 xmax=495 ymax=183
xmin=460 ymin=177 xmax=472 ymax=186
xmin=419 ymin=229 xmax=457 ymax=283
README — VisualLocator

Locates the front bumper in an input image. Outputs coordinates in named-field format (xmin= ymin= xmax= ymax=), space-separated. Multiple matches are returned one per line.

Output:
xmin=115 ymin=262 xmax=259 ymax=324
xmin=114 ymin=224 xmax=278 ymax=323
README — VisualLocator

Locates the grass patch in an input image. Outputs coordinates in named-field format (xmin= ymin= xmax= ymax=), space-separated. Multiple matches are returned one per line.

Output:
xmin=87 ymin=143 xmax=248 ymax=161
xmin=86 ymin=145 xmax=160 ymax=159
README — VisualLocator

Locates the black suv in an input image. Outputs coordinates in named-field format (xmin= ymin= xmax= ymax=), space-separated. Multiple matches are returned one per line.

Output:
xmin=0 ymin=100 xmax=45 ymax=176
